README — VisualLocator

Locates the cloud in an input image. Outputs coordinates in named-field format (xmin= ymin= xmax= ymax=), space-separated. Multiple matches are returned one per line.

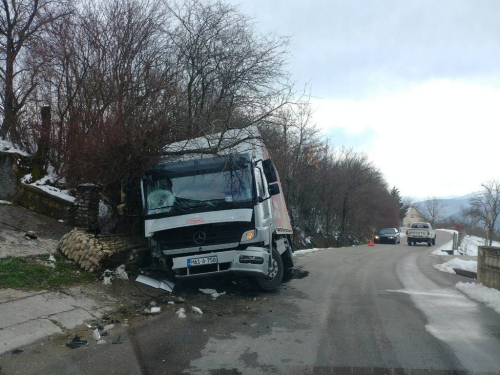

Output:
xmin=230 ymin=0 xmax=500 ymax=99
xmin=310 ymin=80 xmax=500 ymax=198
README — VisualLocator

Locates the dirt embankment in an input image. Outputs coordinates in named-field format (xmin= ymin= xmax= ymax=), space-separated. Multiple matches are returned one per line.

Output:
xmin=0 ymin=204 xmax=73 ymax=259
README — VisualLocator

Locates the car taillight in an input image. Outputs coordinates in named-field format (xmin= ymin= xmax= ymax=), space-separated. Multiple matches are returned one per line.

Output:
xmin=427 ymin=231 xmax=430 ymax=235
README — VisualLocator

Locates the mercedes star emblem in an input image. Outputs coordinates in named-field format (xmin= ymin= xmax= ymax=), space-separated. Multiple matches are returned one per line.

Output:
xmin=193 ymin=231 xmax=206 ymax=245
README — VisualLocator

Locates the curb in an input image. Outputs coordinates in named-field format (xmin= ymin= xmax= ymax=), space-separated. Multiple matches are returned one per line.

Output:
xmin=453 ymin=268 xmax=477 ymax=280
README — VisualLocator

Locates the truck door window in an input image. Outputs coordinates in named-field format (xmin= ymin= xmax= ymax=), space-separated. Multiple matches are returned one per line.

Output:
xmin=255 ymin=167 xmax=265 ymax=198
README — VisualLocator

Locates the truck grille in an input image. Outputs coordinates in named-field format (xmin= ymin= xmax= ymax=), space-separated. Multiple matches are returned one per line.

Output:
xmin=155 ymin=222 xmax=254 ymax=251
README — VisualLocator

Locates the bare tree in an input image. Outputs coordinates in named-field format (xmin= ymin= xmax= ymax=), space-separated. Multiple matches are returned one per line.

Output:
xmin=469 ymin=180 xmax=500 ymax=246
xmin=415 ymin=197 xmax=447 ymax=227
xmin=0 ymin=0 xmax=71 ymax=146
xmin=166 ymin=0 xmax=293 ymax=137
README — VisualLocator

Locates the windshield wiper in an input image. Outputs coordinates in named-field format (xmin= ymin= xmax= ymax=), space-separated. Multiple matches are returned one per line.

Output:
xmin=149 ymin=206 xmax=173 ymax=211
xmin=208 ymin=199 xmax=241 ymax=208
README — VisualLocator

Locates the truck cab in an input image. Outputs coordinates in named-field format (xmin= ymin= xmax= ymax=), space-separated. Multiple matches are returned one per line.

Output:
xmin=141 ymin=128 xmax=294 ymax=291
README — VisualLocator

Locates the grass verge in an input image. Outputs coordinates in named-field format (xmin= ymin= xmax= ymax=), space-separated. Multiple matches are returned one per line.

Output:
xmin=0 ymin=253 xmax=95 ymax=290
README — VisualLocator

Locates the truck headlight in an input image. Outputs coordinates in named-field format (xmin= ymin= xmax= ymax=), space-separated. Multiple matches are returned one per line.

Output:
xmin=241 ymin=230 xmax=257 ymax=242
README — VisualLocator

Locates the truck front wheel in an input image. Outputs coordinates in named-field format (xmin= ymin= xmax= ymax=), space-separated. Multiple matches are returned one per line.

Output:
xmin=250 ymin=248 xmax=283 ymax=291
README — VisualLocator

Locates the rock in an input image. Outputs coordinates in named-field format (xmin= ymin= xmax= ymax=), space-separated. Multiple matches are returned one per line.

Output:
xmin=25 ymin=231 xmax=37 ymax=239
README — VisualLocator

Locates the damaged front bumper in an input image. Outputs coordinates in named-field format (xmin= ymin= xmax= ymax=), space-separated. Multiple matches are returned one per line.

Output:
xmin=171 ymin=247 xmax=270 ymax=279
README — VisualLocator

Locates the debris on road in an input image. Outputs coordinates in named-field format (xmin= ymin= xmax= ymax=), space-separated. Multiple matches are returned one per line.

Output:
xmin=176 ymin=308 xmax=186 ymax=319
xmin=151 ymin=307 xmax=161 ymax=314
xmin=112 ymin=334 xmax=123 ymax=344
xmin=92 ymin=328 xmax=101 ymax=341
xmin=24 ymin=231 xmax=37 ymax=239
xmin=103 ymin=324 xmax=115 ymax=331
xmin=192 ymin=306 xmax=203 ymax=315
xmin=102 ymin=274 xmax=112 ymax=285
xmin=135 ymin=275 xmax=174 ymax=293
xmin=199 ymin=288 xmax=217 ymax=295
xmin=115 ymin=264 xmax=128 ymax=280
xmin=66 ymin=335 xmax=88 ymax=349
xmin=199 ymin=288 xmax=226 ymax=299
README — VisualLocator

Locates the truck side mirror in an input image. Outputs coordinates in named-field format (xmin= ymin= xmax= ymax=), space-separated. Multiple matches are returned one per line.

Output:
xmin=262 ymin=159 xmax=278 ymax=184
xmin=268 ymin=183 xmax=280 ymax=196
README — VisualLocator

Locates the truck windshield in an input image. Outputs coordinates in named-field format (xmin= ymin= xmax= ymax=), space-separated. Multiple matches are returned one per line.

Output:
xmin=144 ymin=155 xmax=254 ymax=215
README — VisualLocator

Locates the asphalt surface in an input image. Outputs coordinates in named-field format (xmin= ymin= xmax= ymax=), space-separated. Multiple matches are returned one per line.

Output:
xmin=1 ymin=231 xmax=500 ymax=374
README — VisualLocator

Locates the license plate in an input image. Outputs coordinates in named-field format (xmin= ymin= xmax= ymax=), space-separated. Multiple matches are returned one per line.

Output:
xmin=187 ymin=256 xmax=217 ymax=267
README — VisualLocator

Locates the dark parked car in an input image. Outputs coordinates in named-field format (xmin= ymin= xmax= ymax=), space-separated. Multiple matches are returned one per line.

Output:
xmin=374 ymin=228 xmax=400 ymax=244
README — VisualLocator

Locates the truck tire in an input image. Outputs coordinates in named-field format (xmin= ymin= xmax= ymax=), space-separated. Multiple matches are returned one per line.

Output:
xmin=427 ymin=241 xmax=431 ymax=247
xmin=408 ymin=241 xmax=411 ymax=246
xmin=250 ymin=248 xmax=283 ymax=291
xmin=432 ymin=237 xmax=436 ymax=245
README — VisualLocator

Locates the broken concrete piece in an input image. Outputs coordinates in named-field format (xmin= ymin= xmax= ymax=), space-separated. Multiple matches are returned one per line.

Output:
xmin=115 ymin=264 xmax=128 ymax=280
xmin=24 ymin=231 xmax=37 ymax=239
xmin=175 ymin=307 xmax=186 ymax=318
xmin=192 ymin=306 xmax=203 ymax=315
xmin=199 ymin=288 xmax=217 ymax=295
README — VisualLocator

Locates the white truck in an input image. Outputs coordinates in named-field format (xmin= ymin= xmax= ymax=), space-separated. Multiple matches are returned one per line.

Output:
xmin=140 ymin=127 xmax=294 ymax=291
xmin=406 ymin=222 xmax=436 ymax=246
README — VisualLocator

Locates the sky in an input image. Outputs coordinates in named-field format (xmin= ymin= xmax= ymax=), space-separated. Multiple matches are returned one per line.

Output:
xmin=226 ymin=0 xmax=500 ymax=200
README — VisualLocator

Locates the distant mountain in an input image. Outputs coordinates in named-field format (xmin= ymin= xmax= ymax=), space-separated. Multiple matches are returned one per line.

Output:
xmin=439 ymin=194 xmax=474 ymax=200
xmin=414 ymin=195 xmax=473 ymax=220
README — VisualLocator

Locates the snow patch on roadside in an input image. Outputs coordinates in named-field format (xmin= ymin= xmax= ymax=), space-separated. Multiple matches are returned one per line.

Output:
xmin=433 ymin=259 xmax=477 ymax=274
xmin=293 ymin=248 xmax=326 ymax=256
xmin=456 ymin=282 xmax=500 ymax=315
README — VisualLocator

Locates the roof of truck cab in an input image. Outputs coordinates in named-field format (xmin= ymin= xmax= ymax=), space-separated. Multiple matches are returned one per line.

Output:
xmin=159 ymin=126 xmax=266 ymax=163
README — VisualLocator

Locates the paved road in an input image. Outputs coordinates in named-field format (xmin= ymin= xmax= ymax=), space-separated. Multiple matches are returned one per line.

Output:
xmin=2 ymin=230 xmax=500 ymax=374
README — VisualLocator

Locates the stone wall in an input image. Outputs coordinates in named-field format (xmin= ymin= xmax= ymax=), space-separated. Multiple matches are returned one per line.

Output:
xmin=12 ymin=183 xmax=73 ymax=221
xmin=477 ymin=246 xmax=500 ymax=291
xmin=58 ymin=229 xmax=148 ymax=273
xmin=68 ymin=184 xmax=101 ymax=231
xmin=0 ymin=151 xmax=32 ymax=200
